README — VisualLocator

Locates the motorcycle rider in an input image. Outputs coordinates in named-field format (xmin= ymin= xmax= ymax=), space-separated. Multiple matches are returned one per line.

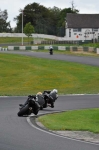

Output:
xmin=19 ymin=92 xmax=43 ymax=115
xmin=43 ymin=89 xmax=58 ymax=108
xmin=49 ymin=45 xmax=53 ymax=55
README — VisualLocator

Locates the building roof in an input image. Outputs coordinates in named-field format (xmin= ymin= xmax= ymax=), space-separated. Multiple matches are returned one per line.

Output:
xmin=66 ymin=13 xmax=99 ymax=28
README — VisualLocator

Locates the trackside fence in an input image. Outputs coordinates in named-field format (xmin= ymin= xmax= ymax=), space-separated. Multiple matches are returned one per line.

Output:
xmin=0 ymin=46 xmax=98 ymax=53
xmin=7 ymin=46 xmax=96 ymax=53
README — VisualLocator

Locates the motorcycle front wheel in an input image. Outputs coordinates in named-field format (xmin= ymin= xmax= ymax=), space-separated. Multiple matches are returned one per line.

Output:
xmin=17 ymin=105 xmax=30 ymax=116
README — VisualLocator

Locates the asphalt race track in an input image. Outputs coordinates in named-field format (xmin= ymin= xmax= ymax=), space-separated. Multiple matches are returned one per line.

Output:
xmin=0 ymin=51 xmax=99 ymax=150
xmin=1 ymin=50 xmax=99 ymax=66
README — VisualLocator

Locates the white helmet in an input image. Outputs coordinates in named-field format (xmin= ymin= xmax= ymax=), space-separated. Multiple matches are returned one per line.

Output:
xmin=53 ymin=89 xmax=58 ymax=93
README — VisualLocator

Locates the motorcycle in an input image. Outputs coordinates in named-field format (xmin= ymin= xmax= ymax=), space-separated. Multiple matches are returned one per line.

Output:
xmin=40 ymin=89 xmax=58 ymax=110
xmin=49 ymin=46 xmax=53 ymax=55
xmin=17 ymin=94 xmax=44 ymax=116
xmin=49 ymin=48 xmax=53 ymax=55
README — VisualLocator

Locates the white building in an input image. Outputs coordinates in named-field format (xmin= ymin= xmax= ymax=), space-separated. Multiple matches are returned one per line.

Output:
xmin=65 ymin=13 xmax=99 ymax=42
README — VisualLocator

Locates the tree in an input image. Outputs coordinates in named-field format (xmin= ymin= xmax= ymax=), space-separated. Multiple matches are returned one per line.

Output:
xmin=14 ymin=2 xmax=79 ymax=36
xmin=14 ymin=2 xmax=50 ymax=33
xmin=23 ymin=22 xmax=35 ymax=44
xmin=47 ymin=6 xmax=61 ymax=35
xmin=0 ymin=9 xmax=12 ymax=32
xmin=70 ymin=0 xmax=79 ymax=13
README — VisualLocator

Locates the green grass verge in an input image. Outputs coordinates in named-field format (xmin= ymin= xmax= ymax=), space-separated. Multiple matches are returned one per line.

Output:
xmin=1 ymin=53 xmax=99 ymax=95
xmin=38 ymin=108 xmax=99 ymax=133
xmin=0 ymin=37 xmax=33 ymax=43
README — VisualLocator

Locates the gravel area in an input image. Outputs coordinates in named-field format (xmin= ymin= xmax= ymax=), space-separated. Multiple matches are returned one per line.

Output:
xmin=53 ymin=130 xmax=99 ymax=143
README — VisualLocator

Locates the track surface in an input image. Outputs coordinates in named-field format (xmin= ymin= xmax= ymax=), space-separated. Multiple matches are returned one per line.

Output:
xmin=0 ymin=51 xmax=99 ymax=150
xmin=1 ymin=50 xmax=99 ymax=66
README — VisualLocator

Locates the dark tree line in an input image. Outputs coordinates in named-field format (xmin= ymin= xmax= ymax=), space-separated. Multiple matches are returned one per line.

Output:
xmin=0 ymin=9 xmax=12 ymax=32
xmin=0 ymin=2 xmax=79 ymax=36
xmin=14 ymin=2 xmax=79 ymax=36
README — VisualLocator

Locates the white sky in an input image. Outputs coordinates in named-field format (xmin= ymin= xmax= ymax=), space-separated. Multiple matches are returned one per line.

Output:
xmin=0 ymin=0 xmax=99 ymax=28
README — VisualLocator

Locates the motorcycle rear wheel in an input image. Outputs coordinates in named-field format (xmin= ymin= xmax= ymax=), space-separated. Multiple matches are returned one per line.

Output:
xmin=40 ymin=106 xmax=43 ymax=110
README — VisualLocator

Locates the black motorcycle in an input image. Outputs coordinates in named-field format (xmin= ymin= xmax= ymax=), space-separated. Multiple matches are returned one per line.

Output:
xmin=40 ymin=89 xmax=58 ymax=110
xmin=49 ymin=46 xmax=53 ymax=55
xmin=17 ymin=94 xmax=44 ymax=116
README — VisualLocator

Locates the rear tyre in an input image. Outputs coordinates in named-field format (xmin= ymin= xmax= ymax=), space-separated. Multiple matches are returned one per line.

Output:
xmin=17 ymin=105 xmax=29 ymax=116
xmin=43 ymin=103 xmax=47 ymax=108
xmin=51 ymin=102 xmax=54 ymax=108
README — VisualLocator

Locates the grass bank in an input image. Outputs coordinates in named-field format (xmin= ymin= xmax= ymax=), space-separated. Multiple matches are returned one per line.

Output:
xmin=38 ymin=108 xmax=99 ymax=133
xmin=0 ymin=37 xmax=33 ymax=43
xmin=0 ymin=53 xmax=99 ymax=95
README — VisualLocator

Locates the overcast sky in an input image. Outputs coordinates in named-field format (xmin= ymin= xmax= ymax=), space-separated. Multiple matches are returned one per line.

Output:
xmin=0 ymin=0 xmax=99 ymax=28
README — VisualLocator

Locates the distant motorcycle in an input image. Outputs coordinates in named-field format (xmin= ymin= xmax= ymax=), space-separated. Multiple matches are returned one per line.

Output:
xmin=17 ymin=94 xmax=44 ymax=116
xmin=40 ymin=89 xmax=58 ymax=110
xmin=49 ymin=45 xmax=53 ymax=55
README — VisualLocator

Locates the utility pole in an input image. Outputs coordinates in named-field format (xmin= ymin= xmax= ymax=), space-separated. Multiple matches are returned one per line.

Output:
xmin=71 ymin=0 xmax=74 ymax=11
xmin=22 ymin=10 xmax=23 ymax=45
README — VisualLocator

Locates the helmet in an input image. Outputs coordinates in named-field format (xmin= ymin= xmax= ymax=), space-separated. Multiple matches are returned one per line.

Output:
xmin=53 ymin=89 xmax=58 ymax=93
xmin=36 ymin=92 xmax=42 ymax=96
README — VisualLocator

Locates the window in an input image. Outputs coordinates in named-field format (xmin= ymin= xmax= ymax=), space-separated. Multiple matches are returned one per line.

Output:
xmin=69 ymin=31 xmax=71 ymax=37
xmin=92 ymin=28 xmax=98 ymax=32
xmin=69 ymin=29 xmax=71 ymax=37
xmin=73 ymin=28 xmax=81 ymax=32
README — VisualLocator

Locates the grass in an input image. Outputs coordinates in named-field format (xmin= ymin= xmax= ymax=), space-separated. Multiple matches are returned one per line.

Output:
xmin=38 ymin=108 xmax=99 ymax=133
xmin=0 ymin=37 xmax=33 ymax=43
xmin=1 ymin=53 xmax=99 ymax=95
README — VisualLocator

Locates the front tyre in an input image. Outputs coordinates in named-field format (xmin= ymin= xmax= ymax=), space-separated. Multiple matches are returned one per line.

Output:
xmin=17 ymin=105 xmax=29 ymax=116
